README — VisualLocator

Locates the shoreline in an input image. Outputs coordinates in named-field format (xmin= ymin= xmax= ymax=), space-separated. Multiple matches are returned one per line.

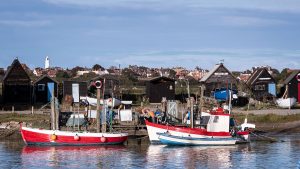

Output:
xmin=0 ymin=108 xmax=300 ymax=141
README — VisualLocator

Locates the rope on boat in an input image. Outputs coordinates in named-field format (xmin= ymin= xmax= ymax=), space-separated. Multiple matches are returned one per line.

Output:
xmin=250 ymin=132 xmax=280 ymax=142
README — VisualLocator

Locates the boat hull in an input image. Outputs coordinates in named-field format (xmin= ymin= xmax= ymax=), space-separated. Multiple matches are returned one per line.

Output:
xmin=145 ymin=120 xmax=231 ymax=144
xmin=157 ymin=133 xmax=237 ymax=146
xmin=276 ymin=98 xmax=297 ymax=108
xmin=21 ymin=126 xmax=128 ymax=146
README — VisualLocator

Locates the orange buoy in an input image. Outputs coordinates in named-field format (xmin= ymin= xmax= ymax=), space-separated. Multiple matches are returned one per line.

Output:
xmin=50 ymin=134 xmax=57 ymax=141
xmin=74 ymin=134 xmax=80 ymax=141
xmin=100 ymin=136 xmax=106 ymax=143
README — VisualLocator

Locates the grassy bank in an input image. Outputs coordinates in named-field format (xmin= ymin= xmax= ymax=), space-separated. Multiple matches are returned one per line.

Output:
xmin=233 ymin=113 xmax=300 ymax=124
xmin=0 ymin=113 xmax=50 ymax=128
xmin=232 ymin=113 xmax=300 ymax=133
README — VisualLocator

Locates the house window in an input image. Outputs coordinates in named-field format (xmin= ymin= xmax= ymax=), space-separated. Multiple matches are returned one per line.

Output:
xmin=254 ymin=85 xmax=265 ymax=91
xmin=38 ymin=84 xmax=45 ymax=91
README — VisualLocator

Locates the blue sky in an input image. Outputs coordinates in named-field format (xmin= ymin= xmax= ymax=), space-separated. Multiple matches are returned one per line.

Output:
xmin=0 ymin=0 xmax=300 ymax=71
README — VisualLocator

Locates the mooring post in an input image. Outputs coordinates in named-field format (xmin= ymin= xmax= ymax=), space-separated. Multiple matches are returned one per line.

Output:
xmin=101 ymin=78 xmax=106 ymax=133
xmin=96 ymin=87 xmax=101 ymax=133
xmin=51 ymin=94 xmax=55 ymax=130
xmin=190 ymin=97 xmax=194 ymax=128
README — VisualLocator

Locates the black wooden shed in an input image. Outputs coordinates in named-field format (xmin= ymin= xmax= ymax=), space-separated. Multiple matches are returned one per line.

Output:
xmin=146 ymin=76 xmax=175 ymax=103
xmin=199 ymin=63 xmax=237 ymax=97
xmin=3 ymin=59 xmax=32 ymax=106
xmin=283 ymin=70 xmax=300 ymax=104
xmin=33 ymin=75 xmax=58 ymax=104
xmin=91 ymin=74 xmax=120 ymax=98
xmin=246 ymin=68 xmax=276 ymax=101
xmin=63 ymin=81 xmax=88 ymax=101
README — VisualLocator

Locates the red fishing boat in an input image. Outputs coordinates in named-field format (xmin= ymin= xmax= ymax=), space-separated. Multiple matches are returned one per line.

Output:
xmin=20 ymin=124 xmax=128 ymax=146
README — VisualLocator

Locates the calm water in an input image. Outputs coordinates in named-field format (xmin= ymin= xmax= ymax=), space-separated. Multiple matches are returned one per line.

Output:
xmin=0 ymin=134 xmax=300 ymax=169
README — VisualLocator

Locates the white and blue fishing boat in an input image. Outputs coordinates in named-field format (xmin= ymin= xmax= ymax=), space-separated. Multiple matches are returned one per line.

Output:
xmin=146 ymin=107 xmax=253 ymax=144
xmin=157 ymin=132 xmax=238 ymax=146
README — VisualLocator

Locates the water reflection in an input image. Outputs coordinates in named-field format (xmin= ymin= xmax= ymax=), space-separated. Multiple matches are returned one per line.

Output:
xmin=0 ymin=135 xmax=300 ymax=168
xmin=21 ymin=146 xmax=126 ymax=169
xmin=145 ymin=145 xmax=244 ymax=169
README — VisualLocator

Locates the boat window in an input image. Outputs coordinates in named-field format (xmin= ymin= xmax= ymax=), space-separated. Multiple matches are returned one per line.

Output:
xmin=213 ymin=116 xmax=219 ymax=123
xmin=200 ymin=116 xmax=210 ymax=125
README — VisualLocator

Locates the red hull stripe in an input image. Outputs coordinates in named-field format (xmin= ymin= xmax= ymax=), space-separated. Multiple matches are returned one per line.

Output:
xmin=145 ymin=120 xmax=231 ymax=137
xmin=21 ymin=128 xmax=127 ymax=145
xmin=210 ymin=113 xmax=230 ymax=116
xmin=236 ymin=131 xmax=249 ymax=135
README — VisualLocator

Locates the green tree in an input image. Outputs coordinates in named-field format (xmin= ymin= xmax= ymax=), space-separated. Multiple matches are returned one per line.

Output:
xmin=275 ymin=68 xmax=291 ymax=83
xmin=70 ymin=66 xmax=85 ymax=77
xmin=73 ymin=72 xmax=97 ymax=81
xmin=56 ymin=70 xmax=71 ymax=82
xmin=92 ymin=64 xmax=105 ymax=71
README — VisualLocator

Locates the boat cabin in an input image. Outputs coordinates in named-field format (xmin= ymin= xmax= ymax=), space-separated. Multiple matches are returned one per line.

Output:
xmin=118 ymin=101 xmax=133 ymax=122
xmin=201 ymin=108 xmax=230 ymax=133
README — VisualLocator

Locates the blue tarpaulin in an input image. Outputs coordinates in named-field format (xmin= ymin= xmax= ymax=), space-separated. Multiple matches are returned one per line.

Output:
xmin=213 ymin=88 xmax=237 ymax=101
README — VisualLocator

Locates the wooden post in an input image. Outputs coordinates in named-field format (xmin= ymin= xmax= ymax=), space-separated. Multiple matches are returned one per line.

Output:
xmin=190 ymin=97 xmax=194 ymax=128
xmin=200 ymin=85 xmax=205 ymax=113
xmin=55 ymin=98 xmax=59 ymax=130
xmin=31 ymin=106 xmax=34 ymax=114
xmin=77 ymin=103 xmax=80 ymax=131
xmin=12 ymin=106 xmax=14 ymax=114
xmin=96 ymin=88 xmax=101 ymax=133
xmin=101 ymin=79 xmax=106 ymax=133
xmin=51 ymin=92 xmax=55 ymax=130
xmin=88 ymin=105 xmax=91 ymax=121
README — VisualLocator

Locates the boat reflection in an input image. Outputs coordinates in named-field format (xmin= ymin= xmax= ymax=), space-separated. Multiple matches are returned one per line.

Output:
xmin=145 ymin=145 xmax=250 ymax=169
xmin=21 ymin=145 xmax=126 ymax=168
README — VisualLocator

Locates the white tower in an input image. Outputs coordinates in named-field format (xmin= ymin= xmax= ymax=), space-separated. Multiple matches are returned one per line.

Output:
xmin=45 ymin=56 xmax=50 ymax=69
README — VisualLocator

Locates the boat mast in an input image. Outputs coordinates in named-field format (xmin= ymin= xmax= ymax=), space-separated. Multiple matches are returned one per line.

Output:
xmin=229 ymin=83 xmax=232 ymax=114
